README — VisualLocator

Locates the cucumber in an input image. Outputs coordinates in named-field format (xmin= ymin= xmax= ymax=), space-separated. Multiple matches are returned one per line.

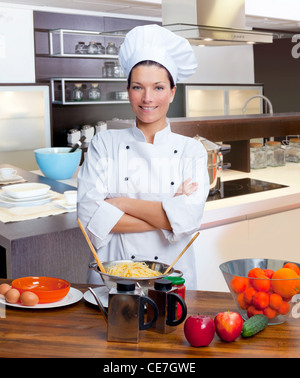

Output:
xmin=241 ymin=314 xmax=268 ymax=338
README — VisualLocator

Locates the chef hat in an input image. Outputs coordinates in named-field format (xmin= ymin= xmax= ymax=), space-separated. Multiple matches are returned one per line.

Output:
xmin=118 ymin=24 xmax=198 ymax=84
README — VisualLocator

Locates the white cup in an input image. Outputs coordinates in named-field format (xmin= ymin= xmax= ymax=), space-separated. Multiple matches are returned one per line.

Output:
xmin=0 ymin=168 xmax=17 ymax=180
xmin=64 ymin=190 xmax=77 ymax=206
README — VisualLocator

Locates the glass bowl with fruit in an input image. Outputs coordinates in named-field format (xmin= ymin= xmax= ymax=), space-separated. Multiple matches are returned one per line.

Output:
xmin=219 ymin=258 xmax=300 ymax=325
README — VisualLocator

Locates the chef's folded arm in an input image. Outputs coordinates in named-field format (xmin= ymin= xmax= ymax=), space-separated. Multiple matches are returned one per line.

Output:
xmin=161 ymin=181 xmax=208 ymax=243
xmin=160 ymin=144 xmax=209 ymax=243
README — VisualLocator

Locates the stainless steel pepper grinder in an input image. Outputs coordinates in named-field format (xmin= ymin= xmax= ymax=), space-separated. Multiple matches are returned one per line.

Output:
xmin=147 ymin=278 xmax=187 ymax=333
xmin=107 ymin=280 xmax=158 ymax=343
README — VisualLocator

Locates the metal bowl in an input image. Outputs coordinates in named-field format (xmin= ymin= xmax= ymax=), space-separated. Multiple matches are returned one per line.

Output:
xmin=89 ymin=260 xmax=176 ymax=294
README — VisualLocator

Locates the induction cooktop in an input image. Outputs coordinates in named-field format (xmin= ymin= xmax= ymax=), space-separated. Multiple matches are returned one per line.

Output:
xmin=207 ymin=178 xmax=288 ymax=201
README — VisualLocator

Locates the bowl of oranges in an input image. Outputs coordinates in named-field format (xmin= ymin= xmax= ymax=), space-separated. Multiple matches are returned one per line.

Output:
xmin=219 ymin=258 xmax=300 ymax=325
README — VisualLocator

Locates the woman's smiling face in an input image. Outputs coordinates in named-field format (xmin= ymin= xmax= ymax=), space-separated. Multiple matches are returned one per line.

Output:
xmin=127 ymin=64 xmax=176 ymax=130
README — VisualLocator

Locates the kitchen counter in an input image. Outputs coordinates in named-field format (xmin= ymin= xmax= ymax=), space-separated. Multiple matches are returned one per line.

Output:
xmin=202 ymin=162 xmax=300 ymax=229
xmin=171 ymin=112 xmax=300 ymax=142
xmin=1 ymin=279 xmax=300 ymax=359
xmin=0 ymin=164 xmax=90 ymax=282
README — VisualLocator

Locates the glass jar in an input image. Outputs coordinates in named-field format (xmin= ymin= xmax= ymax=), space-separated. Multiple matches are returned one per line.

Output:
xmin=106 ymin=42 xmax=118 ymax=55
xmin=88 ymin=83 xmax=101 ymax=101
xmin=75 ymin=41 xmax=87 ymax=54
xmin=266 ymin=141 xmax=286 ymax=167
xmin=285 ymin=138 xmax=300 ymax=163
xmin=103 ymin=61 xmax=115 ymax=78
xmin=113 ymin=61 xmax=125 ymax=77
xmin=96 ymin=42 xmax=105 ymax=54
xmin=250 ymin=143 xmax=267 ymax=169
xmin=72 ymin=83 xmax=84 ymax=101
xmin=87 ymin=41 xmax=98 ymax=54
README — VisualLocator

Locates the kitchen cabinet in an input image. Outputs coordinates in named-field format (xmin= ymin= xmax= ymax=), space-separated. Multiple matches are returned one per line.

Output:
xmin=184 ymin=84 xmax=263 ymax=117
xmin=248 ymin=208 xmax=300 ymax=263
xmin=194 ymin=220 xmax=249 ymax=292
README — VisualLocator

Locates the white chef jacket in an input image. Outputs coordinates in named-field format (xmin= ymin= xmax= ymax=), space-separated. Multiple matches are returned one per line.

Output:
xmin=77 ymin=119 xmax=209 ymax=289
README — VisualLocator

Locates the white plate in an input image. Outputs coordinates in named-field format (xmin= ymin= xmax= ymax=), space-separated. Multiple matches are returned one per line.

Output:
xmin=2 ymin=183 xmax=50 ymax=199
xmin=0 ymin=192 xmax=53 ymax=203
xmin=53 ymin=199 xmax=76 ymax=210
xmin=0 ymin=195 xmax=52 ymax=207
xmin=0 ymin=175 xmax=23 ymax=184
xmin=0 ymin=287 xmax=83 ymax=309
xmin=84 ymin=286 xmax=109 ymax=308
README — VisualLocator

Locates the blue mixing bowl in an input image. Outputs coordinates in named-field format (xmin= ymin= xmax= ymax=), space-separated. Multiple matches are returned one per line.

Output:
xmin=34 ymin=147 xmax=81 ymax=180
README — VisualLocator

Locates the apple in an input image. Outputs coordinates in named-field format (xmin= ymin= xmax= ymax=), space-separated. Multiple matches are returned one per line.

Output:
xmin=184 ymin=315 xmax=215 ymax=347
xmin=214 ymin=311 xmax=243 ymax=342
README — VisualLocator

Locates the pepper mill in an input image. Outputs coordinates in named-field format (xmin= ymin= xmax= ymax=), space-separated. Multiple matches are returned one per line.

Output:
xmin=107 ymin=280 xmax=158 ymax=343
xmin=147 ymin=278 xmax=187 ymax=333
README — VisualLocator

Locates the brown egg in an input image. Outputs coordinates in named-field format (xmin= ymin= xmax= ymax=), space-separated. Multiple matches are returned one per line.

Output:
xmin=20 ymin=291 xmax=39 ymax=306
xmin=5 ymin=288 xmax=20 ymax=304
xmin=0 ymin=283 xmax=11 ymax=296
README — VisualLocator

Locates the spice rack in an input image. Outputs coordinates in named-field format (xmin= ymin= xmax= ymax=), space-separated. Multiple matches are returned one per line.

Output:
xmin=50 ymin=78 xmax=129 ymax=105
xmin=48 ymin=28 xmax=125 ymax=58
xmin=46 ymin=29 xmax=129 ymax=105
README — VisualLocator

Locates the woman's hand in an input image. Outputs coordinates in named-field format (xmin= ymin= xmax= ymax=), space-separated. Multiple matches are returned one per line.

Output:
xmin=174 ymin=178 xmax=198 ymax=197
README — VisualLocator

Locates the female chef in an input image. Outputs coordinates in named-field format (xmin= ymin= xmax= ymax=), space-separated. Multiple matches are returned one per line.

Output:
xmin=77 ymin=24 xmax=209 ymax=289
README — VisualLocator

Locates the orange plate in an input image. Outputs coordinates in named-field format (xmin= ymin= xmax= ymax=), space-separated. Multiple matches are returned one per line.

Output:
xmin=12 ymin=277 xmax=70 ymax=304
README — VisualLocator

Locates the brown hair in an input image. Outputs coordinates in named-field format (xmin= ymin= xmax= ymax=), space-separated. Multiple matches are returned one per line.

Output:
xmin=127 ymin=60 xmax=175 ymax=89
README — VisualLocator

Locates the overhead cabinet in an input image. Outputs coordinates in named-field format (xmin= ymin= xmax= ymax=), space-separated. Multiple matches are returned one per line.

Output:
xmin=184 ymin=84 xmax=264 ymax=117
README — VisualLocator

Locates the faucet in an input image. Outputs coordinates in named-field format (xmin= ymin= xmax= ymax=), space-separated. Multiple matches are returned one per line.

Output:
xmin=242 ymin=95 xmax=274 ymax=141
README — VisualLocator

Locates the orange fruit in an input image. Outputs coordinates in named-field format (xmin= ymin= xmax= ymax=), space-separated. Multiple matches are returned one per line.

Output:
xmin=269 ymin=293 xmax=283 ymax=311
xmin=244 ymin=287 xmax=256 ymax=305
xmin=248 ymin=267 xmax=265 ymax=278
xmin=283 ymin=262 xmax=300 ymax=276
xmin=253 ymin=291 xmax=270 ymax=310
xmin=264 ymin=269 xmax=274 ymax=279
xmin=248 ymin=267 xmax=271 ymax=292
xmin=252 ymin=276 xmax=271 ymax=292
xmin=271 ymin=268 xmax=300 ymax=298
xmin=278 ymin=300 xmax=290 ymax=315
xmin=263 ymin=306 xmax=277 ymax=319
xmin=247 ymin=305 xmax=263 ymax=318
xmin=237 ymin=292 xmax=247 ymax=309
xmin=231 ymin=276 xmax=249 ymax=293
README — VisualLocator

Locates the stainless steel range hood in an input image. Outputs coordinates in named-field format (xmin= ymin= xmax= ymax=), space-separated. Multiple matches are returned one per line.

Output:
xmin=162 ymin=0 xmax=273 ymax=46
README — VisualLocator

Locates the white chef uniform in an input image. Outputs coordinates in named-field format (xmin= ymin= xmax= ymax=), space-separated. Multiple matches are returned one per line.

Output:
xmin=77 ymin=119 xmax=209 ymax=289
xmin=77 ymin=24 xmax=209 ymax=289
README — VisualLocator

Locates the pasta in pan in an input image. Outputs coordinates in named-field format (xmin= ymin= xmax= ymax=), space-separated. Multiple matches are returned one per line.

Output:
xmin=106 ymin=261 xmax=162 ymax=278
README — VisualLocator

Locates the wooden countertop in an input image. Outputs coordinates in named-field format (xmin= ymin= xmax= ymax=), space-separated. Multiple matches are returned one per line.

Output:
xmin=170 ymin=112 xmax=300 ymax=141
xmin=1 ymin=280 xmax=300 ymax=359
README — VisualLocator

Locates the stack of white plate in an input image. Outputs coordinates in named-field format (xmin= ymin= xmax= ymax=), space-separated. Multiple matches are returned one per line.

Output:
xmin=0 ymin=183 xmax=52 ymax=206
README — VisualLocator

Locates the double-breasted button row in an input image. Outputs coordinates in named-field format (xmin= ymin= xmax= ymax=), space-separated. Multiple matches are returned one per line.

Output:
xmin=123 ymin=145 xmax=178 ymax=185
xmin=131 ymin=255 xmax=159 ymax=260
